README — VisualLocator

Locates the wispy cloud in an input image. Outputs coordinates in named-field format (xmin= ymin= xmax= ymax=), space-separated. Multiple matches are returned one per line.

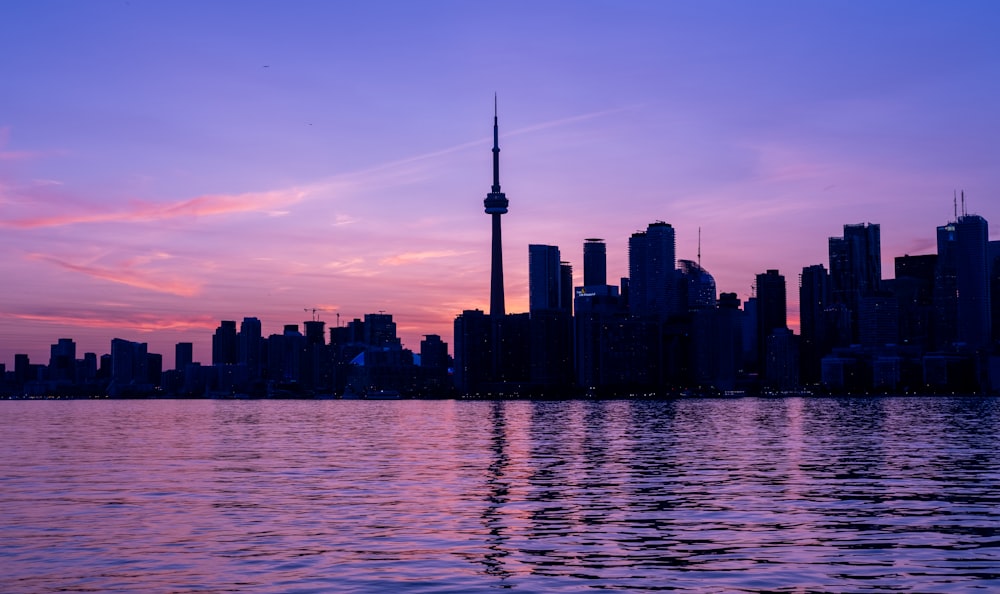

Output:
xmin=3 ymin=186 xmax=317 ymax=229
xmin=380 ymin=250 xmax=472 ymax=266
xmin=0 ymin=310 xmax=217 ymax=333
xmin=1 ymin=105 xmax=630 ymax=232
xmin=324 ymin=257 xmax=378 ymax=278
xmin=27 ymin=253 xmax=201 ymax=296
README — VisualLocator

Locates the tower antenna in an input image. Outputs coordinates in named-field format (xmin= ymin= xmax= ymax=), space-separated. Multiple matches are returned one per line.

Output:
xmin=954 ymin=190 xmax=957 ymax=220
xmin=961 ymin=190 xmax=966 ymax=216
xmin=697 ymin=226 xmax=702 ymax=269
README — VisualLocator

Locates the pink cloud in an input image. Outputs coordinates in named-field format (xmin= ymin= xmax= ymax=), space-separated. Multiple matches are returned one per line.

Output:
xmin=380 ymin=250 xmax=472 ymax=266
xmin=2 ymin=186 xmax=314 ymax=229
xmin=0 ymin=310 xmax=217 ymax=333
xmin=27 ymin=253 xmax=202 ymax=297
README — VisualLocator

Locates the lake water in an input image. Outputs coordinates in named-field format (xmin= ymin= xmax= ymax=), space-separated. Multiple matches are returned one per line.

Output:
xmin=2 ymin=397 xmax=999 ymax=592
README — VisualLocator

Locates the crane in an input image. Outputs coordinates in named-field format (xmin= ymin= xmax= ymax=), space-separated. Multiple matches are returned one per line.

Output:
xmin=304 ymin=307 xmax=334 ymax=322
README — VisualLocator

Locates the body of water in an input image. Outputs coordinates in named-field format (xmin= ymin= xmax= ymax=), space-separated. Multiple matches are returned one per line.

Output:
xmin=2 ymin=397 xmax=999 ymax=592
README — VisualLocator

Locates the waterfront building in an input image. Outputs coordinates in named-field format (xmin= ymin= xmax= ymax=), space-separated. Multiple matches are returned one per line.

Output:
xmin=175 ymin=342 xmax=193 ymax=371
xmin=677 ymin=259 xmax=716 ymax=311
xmin=109 ymin=338 xmax=154 ymax=396
xmin=212 ymin=320 xmax=238 ymax=366
xmin=454 ymin=309 xmax=492 ymax=394
xmin=583 ymin=238 xmax=608 ymax=287
xmin=529 ymin=244 xmax=564 ymax=314
xmin=799 ymin=264 xmax=831 ymax=384
xmin=764 ymin=327 xmax=799 ymax=391
xmin=829 ymin=222 xmax=882 ymax=342
xmin=936 ymin=210 xmax=991 ymax=349
xmin=628 ymin=221 xmax=677 ymax=319
xmin=528 ymin=244 xmax=573 ymax=388
xmin=990 ymin=240 xmax=1000 ymax=343
xmin=894 ymin=254 xmax=937 ymax=350
xmin=49 ymin=338 xmax=76 ymax=384
xmin=239 ymin=317 xmax=262 ymax=380
xmin=859 ymin=293 xmax=899 ymax=349
xmin=755 ymin=269 xmax=787 ymax=378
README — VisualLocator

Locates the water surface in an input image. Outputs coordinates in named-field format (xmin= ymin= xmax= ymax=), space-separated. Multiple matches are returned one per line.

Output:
xmin=2 ymin=397 xmax=999 ymax=592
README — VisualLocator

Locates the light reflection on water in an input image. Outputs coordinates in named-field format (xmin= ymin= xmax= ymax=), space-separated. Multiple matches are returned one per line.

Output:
xmin=2 ymin=397 xmax=999 ymax=592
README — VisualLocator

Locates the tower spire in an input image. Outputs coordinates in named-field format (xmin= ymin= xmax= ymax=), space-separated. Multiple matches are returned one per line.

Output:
xmin=484 ymin=97 xmax=509 ymax=318
xmin=492 ymin=93 xmax=501 ymax=193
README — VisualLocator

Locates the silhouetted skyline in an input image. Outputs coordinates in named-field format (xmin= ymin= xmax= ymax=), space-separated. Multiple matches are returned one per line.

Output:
xmin=2 ymin=3 xmax=999 ymax=367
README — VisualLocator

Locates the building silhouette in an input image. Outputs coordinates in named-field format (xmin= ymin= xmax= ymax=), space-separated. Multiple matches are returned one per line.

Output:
xmin=828 ymin=222 xmax=881 ymax=343
xmin=755 ymin=269 xmax=787 ymax=378
xmin=629 ymin=221 xmax=677 ymax=319
xmin=799 ymin=264 xmax=831 ymax=384
xmin=485 ymin=97 xmax=509 ymax=319
xmin=936 ymin=209 xmax=991 ymax=349
xmin=583 ymin=238 xmax=607 ymax=287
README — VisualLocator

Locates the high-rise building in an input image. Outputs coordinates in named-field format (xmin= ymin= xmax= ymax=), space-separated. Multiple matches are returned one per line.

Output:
xmin=629 ymin=221 xmax=676 ymax=318
xmin=756 ymin=269 xmax=787 ymax=376
xmin=527 ymin=245 xmax=573 ymax=389
xmin=990 ymin=240 xmax=1000 ymax=343
xmin=799 ymin=264 xmax=830 ymax=383
xmin=484 ymin=97 xmax=509 ymax=319
xmin=936 ymin=211 xmax=991 ymax=348
xmin=529 ymin=244 xmax=564 ymax=313
xmin=110 ymin=338 xmax=150 ymax=395
xmin=677 ymin=259 xmax=716 ymax=311
xmin=454 ymin=309 xmax=492 ymax=393
xmin=212 ymin=320 xmax=238 ymax=366
xmin=175 ymin=342 xmax=193 ymax=371
xmin=49 ymin=338 xmax=76 ymax=384
xmin=894 ymin=254 xmax=936 ymax=350
xmin=560 ymin=262 xmax=574 ymax=314
xmin=239 ymin=317 xmax=262 ymax=379
xmin=583 ymin=239 xmax=607 ymax=287
xmin=828 ymin=222 xmax=881 ymax=342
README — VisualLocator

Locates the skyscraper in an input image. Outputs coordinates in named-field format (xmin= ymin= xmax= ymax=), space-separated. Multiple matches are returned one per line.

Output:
xmin=828 ymin=222 xmax=881 ymax=342
xmin=212 ymin=320 xmax=238 ymax=366
xmin=799 ymin=264 xmax=830 ymax=383
xmin=756 ymin=269 xmax=787 ymax=376
xmin=528 ymin=244 xmax=573 ymax=388
xmin=583 ymin=239 xmax=607 ymax=287
xmin=529 ymin=244 xmax=563 ymax=313
xmin=629 ymin=221 xmax=676 ymax=318
xmin=936 ymin=211 xmax=991 ymax=348
xmin=484 ymin=97 xmax=509 ymax=319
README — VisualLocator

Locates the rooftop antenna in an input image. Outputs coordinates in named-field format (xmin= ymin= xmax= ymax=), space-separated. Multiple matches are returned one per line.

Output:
xmin=953 ymin=190 xmax=958 ymax=220
xmin=697 ymin=226 xmax=702 ymax=269
xmin=961 ymin=190 xmax=966 ymax=217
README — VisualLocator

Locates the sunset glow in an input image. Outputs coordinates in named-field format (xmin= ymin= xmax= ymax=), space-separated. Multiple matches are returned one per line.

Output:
xmin=2 ymin=2 xmax=998 ymax=367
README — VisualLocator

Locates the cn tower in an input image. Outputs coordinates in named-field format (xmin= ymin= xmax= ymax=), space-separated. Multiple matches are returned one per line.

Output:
xmin=484 ymin=96 xmax=509 ymax=318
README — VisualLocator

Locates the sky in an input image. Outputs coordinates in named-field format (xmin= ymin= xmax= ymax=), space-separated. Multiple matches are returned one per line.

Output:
xmin=2 ymin=1 xmax=999 ymax=368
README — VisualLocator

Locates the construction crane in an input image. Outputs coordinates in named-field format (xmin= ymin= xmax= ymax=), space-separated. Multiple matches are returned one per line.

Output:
xmin=304 ymin=307 xmax=334 ymax=322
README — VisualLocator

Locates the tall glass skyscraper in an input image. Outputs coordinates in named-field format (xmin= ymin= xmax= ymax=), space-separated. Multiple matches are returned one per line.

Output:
xmin=828 ymin=222 xmax=881 ymax=342
xmin=937 ymin=214 xmax=991 ymax=348
xmin=629 ymin=221 xmax=676 ymax=318
xmin=529 ymin=244 xmax=564 ymax=313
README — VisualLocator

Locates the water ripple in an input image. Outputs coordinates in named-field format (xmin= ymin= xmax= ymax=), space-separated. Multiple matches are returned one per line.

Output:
xmin=1 ymin=397 xmax=999 ymax=592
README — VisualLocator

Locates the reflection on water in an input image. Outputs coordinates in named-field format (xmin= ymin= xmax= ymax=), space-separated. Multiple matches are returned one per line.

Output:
xmin=2 ymin=397 xmax=999 ymax=592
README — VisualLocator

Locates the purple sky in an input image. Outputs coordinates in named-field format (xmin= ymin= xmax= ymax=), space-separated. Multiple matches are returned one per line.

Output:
xmin=2 ymin=1 xmax=999 ymax=368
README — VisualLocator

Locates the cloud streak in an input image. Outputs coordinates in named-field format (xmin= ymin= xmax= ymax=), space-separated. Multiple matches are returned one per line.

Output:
xmin=3 ymin=186 xmax=319 ymax=229
xmin=380 ymin=250 xmax=473 ymax=266
xmin=0 ymin=310 xmax=217 ymax=333
xmin=27 ymin=253 xmax=202 ymax=296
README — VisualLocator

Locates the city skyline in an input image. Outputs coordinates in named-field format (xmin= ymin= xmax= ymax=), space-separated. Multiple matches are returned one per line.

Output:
xmin=2 ymin=2 xmax=999 ymax=366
